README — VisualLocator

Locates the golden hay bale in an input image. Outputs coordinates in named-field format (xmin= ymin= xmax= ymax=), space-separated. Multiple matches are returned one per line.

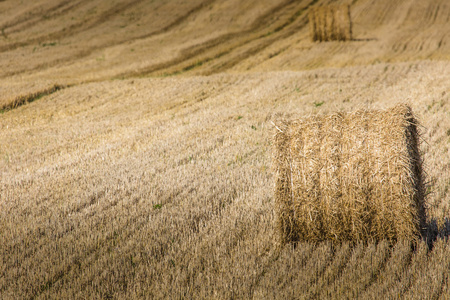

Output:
xmin=309 ymin=5 xmax=352 ymax=42
xmin=273 ymin=104 xmax=426 ymax=243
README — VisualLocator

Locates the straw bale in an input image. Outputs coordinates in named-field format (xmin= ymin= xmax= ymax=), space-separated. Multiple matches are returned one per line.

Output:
xmin=273 ymin=104 xmax=426 ymax=243
xmin=309 ymin=5 xmax=352 ymax=42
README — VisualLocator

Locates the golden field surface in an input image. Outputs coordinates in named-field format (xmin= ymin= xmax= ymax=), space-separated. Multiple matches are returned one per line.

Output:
xmin=1 ymin=0 xmax=450 ymax=298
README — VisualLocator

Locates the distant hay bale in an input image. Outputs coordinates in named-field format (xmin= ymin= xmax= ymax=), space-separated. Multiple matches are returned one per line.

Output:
xmin=273 ymin=104 xmax=426 ymax=244
xmin=309 ymin=5 xmax=352 ymax=42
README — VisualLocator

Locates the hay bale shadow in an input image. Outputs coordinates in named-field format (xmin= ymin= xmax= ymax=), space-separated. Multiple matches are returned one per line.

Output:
xmin=423 ymin=218 xmax=450 ymax=249
xmin=351 ymin=38 xmax=378 ymax=42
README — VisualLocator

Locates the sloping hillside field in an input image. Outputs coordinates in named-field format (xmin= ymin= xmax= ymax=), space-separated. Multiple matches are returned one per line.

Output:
xmin=1 ymin=0 xmax=450 ymax=298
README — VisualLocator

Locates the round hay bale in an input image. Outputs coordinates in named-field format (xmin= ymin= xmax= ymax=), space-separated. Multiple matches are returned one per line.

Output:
xmin=309 ymin=5 xmax=352 ymax=42
xmin=273 ymin=104 xmax=426 ymax=243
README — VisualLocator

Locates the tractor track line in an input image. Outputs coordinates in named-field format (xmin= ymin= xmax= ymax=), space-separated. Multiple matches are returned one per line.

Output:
xmin=0 ymin=0 xmax=219 ymax=79
xmin=0 ymin=0 xmax=147 ymax=53
xmin=1 ymin=0 xmax=88 ymax=36
xmin=113 ymin=0 xmax=306 ymax=78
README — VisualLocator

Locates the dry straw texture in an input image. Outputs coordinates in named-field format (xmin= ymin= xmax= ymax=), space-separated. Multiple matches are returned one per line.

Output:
xmin=273 ymin=104 xmax=426 ymax=243
xmin=309 ymin=5 xmax=352 ymax=42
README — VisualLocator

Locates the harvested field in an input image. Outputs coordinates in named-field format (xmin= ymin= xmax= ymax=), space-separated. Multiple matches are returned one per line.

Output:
xmin=1 ymin=0 xmax=450 ymax=299
xmin=273 ymin=105 xmax=426 ymax=243
xmin=1 ymin=0 xmax=450 ymax=107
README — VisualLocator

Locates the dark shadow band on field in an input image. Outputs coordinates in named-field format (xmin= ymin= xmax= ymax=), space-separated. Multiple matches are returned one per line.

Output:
xmin=0 ymin=84 xmax=66 ymax=113
xmin=282 ymin=218 xmax=449 ymax=251
xmin=423 ymin=218 xmax=450 ymax=249
xmin=351 ymin=38 xmax=377 ymax=42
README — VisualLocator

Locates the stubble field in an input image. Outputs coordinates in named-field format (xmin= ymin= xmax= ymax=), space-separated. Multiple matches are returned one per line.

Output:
xmin=1 ymin=0 xmax=450 ymax=298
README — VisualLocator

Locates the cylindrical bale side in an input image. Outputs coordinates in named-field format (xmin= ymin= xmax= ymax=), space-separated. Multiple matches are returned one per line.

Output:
xmin=273 ymin=120 xmax=297 ymax=244
xmin=273 ymin=104 xmax=426 ymax=243
xmin=309 ymin=5 xmax=352 ymax=42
